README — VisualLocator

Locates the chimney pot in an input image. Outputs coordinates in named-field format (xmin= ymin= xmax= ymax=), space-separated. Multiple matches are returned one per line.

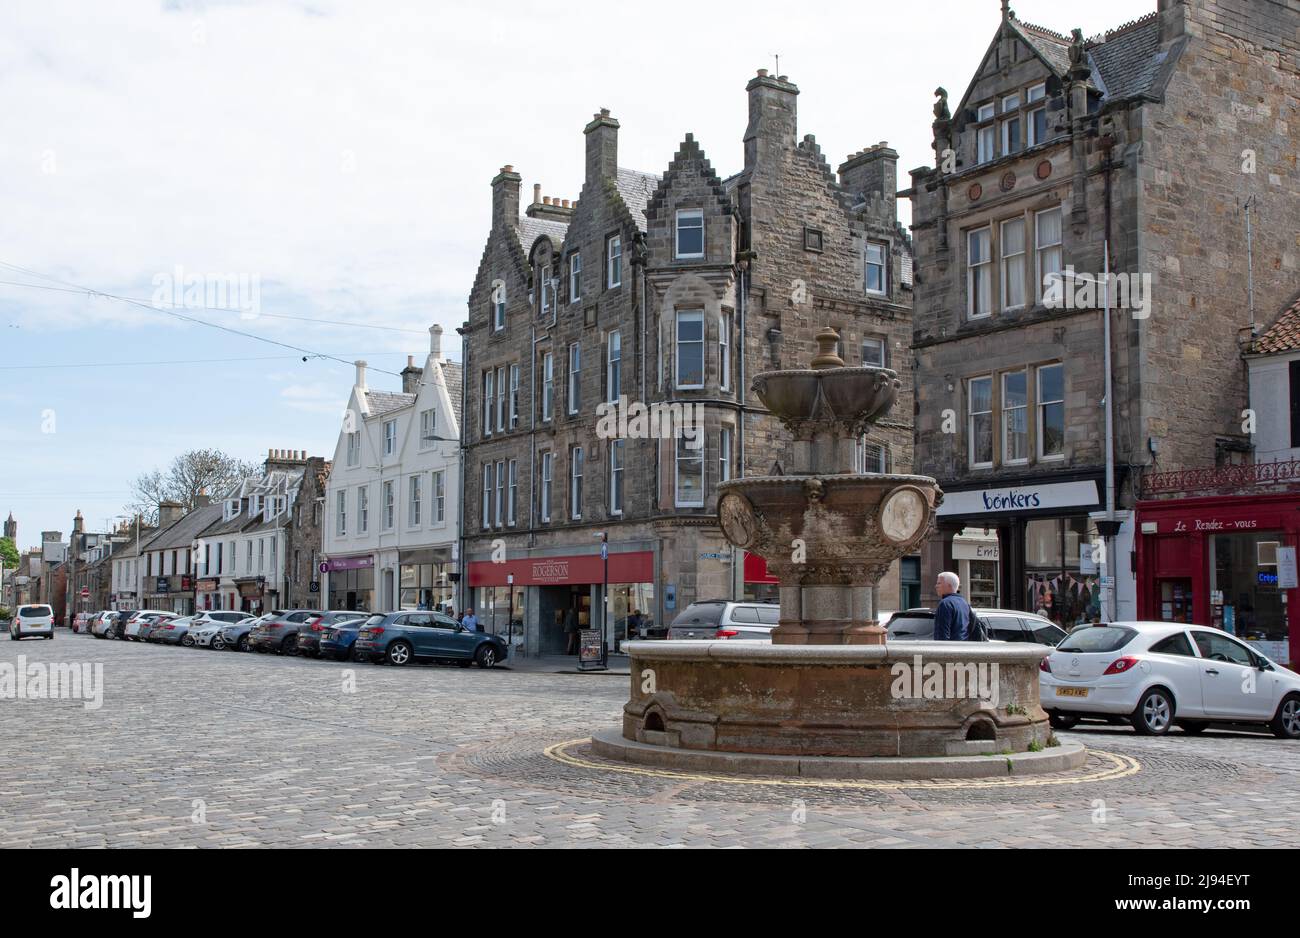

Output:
xmin=408 ymin=355 xmax=415 ymax=368
xmin=561 ymin=199 xmax=570 ymax=209
xmin=543 ymin=196 xmax=551 ymax=205
xmin=757 ymin=68 xmax=768 ymax=77
xmin=778 ymin=75 xmax=788 ymax=82
xmin=532 ymin=183 xmax=541 ymax=204
xmin=503 ymin=164 xmax=513 ymax=173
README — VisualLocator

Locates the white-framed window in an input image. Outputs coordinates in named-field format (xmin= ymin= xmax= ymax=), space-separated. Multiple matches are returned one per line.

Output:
xmin=1027 ymin=83 xmax=1046 ymax=103
xmin=481 ymin=464 xmax=492 ymax=530
xmin=569 ymin=252 xmax=582 ymax=303
xmin=1002 ymin=92 xmax=1020 ymax=112
xmin=540 ymin=264 xmax=553 ymax=318
xmin=495 ymin=365 xmax=506 ymax=431
xmin=1036 ymin=208 xmax=1064 ymax=303
xmin=1001 ymin=113 xmax=1021 ymax=156
xmin=509 ymin=364 xmax=520 ymax=428
xmin=507 ymin=460 xmax=517 ymax=526
xmin=1027 ymin=106 xmax=1047 ymax=146
xmin=269 ymin=536 xmax=275 ymax=572
xmin=420 ymin=408 xmax=437 ymax=447
xmin=856 ymin=437 xmax=887 ymax=473
xmin=541 ymin=351 xmax=553 ymax=421
xmin=482 ymin=370 xmax=493 ymax=436
xmin=607 ymin=330 xmax=621 ymax=402
xmin=383 ymin=480 xmax=395 ymax=530
xmin=336 ymin=490 xmax=347 ymax=536
xmin=495 ymin=459 xmax=505 ymax=528
xmin=1037 ymin=363 xmax=1065 ymax=460
xmin=493 ymin=281 xmax=506 ymax=331
xmin=968 ymin=376 xmax=994 ymax=468
xmin=408 ymin=475 xmax=422 ymax=527
xmin=718 ymin=312 xmax=731 ymax=391
xmin=606 ymin=234 xmax=622 ymax=288
xmin=675 ymin=209 xmax=704 ymax=259
xmin=358 ymin=485 xmax=369 ymax=533
xmin=434 ymin=470 xmax=446 ymax=523
xmin=258 ymin=538 xmax=264 ymax=573
xmin=1002 ymin=370 xmax=1029 ymax=465
xmin=540 ymin=452 xmax=553 ymax=523
xmin=224 ymin=498 xmax=240 ymax=521
xmin=610 ymin=439 xmax=624 ymax=515
xmin=862 ymin=336 xmax=886 ymax=366
xmin=967 ymin=227 xmax=992 ymax=319
xmin=246 ymin=540 xmax=253 ymax=572
xmin=570 ymin=446 xmax=583 ymax=520
xmin=346 ymin=431 xmax=360 ymax=467
xmin=719 ymin=427 xmax=732 ymax=482
xmin=383 ymin=419 xmax=397 ymax=456
xmin=976 ymin=102 xmax=996 ymax=163
xmin=1001 ymin=217 xmax=1026 ymax=311
xmin=567 ymin=343 xmax=581 ymax=415
xmin=675 ymin=436 xmax=704 ymax=507
xmin=865 ymin=241 xmax=888 ymax=295
xmin=676 ymin=310 xmax=704 ymax=389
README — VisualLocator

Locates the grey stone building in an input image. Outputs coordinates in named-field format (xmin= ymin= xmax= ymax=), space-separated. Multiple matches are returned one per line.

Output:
xmin=283 ymin=456 xmax=330 ymax=610
xmin=462 ymin=71 xmax=914 ymax=656
xmin=905 ymin=0 xmax=1300 ymax=628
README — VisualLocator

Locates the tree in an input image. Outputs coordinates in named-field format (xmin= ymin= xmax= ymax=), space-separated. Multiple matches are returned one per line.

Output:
xmin=127 ymin=449 xmax=260 ymax=524
xmin=0 ymin=536 xmax=18 ymax=570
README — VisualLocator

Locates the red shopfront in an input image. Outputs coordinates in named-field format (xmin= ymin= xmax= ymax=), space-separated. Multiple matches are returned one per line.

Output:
xmin=468 ymin=551 xmax=656 ymax=655
xmin=1136 ymin=493 xmax=1299 ymax=667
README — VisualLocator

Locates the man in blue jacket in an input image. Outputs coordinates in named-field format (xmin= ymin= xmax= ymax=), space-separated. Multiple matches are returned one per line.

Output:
xmin=933 ymin=571 xmax=972 ymax=641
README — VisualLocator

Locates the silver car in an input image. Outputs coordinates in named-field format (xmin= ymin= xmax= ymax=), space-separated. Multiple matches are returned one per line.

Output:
xmin=666 ymin=601 xmax=781 ymax=641
xmin=886 ymin=607 xmax=1067 ymax=644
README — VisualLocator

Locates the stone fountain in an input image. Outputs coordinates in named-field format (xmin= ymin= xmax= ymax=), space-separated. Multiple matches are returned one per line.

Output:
xmin=591 ymin=328 xmax=1085 ymax=778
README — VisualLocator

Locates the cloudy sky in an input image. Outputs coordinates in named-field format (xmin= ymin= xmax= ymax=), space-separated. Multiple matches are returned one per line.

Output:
xmin=0 ymin=0 xmax=1147 ymax=550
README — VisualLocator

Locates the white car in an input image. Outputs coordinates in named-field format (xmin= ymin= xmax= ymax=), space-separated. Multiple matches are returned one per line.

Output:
xmin=188 ymin=616 xmax=250 ymax=647
xmin=123 ymin=609 xmax=175 ymax=641
xmin=10 ymin=604 xmax=55 ymax=640
xmin=1041 ymin=621 xmax=1300 ymax=739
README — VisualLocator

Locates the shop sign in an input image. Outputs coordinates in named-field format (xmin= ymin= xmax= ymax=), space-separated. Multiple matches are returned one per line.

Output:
xmin=156 ymin=577 xmax=170 ymax=594
xmin=1278 ymin=548 xmax=1298 ymax=590
xmin=321 ymin=555 xmax=374 ymax=573
xmin=952 ymin=541 xmax=999 ymax=561
xmin=467 ymin=551 xmax=654 ymax=587
xmin=578 ymin=629 xmax=605 ymax=671
xmin=938 ymin=480 xmax=1099 ymax=517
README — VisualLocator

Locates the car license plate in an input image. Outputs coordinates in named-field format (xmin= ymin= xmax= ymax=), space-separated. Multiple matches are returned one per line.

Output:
xmin=1056 ymin=687 xmax=1089 ymax=698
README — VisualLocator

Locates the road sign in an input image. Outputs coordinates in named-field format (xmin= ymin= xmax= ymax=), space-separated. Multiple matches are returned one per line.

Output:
xmin=600 ymin=541 xmax=608 ymax=561
xmin=309 ymin=582 xmax=320 ymax=593
xmin=318 ymin=561 xmax=329 ymax=574
xmin=80 ymin=588 xmax=89 ymax=599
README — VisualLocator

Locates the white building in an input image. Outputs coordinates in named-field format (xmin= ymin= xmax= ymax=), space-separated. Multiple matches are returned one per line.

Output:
xmin=322 ymin=325 xmax=462 ymax=612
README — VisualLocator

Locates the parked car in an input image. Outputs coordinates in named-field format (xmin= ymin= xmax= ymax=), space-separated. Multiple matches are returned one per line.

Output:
xmin=354 ymin=611 xmax=508 ymax=667
xmin=217 ymin=612 xmax=281 ymax=652
xmin=1040 ymin=622 xmax=1300 ymax=738
xmin=138 ymin=613 xmax=178 ymax=643
xmin=250 ymin=610 xmax=322 ymax=654
xmin=666 ymin=600 xmax=781 ymax=641
xmin=93 ymin=611 xmax=127 ymax=639
xmin=885 ymin=607 xmax=1067 ymax=645
xmin=9 ymin=604 xmax=55 ymax=641
xmin=72 ymin=612 xmax=93 ymax=633
xmin=122 ymin=610 xmax=173 ymax=641
xmin=296 ymin=611 xmax=368 ymax=658
xmin=189 ymin=616 xmax=252 ymax=648
xmin=152 ymin=615 xmax=197 ymax=646
xmin=194 ymin=610 xmax=255 ymax=626
xmin=319 ymin=617 xmax=371 ymax=662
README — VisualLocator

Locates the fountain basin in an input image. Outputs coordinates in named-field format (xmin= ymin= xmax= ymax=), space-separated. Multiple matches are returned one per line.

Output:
xmin=621 ymin=641 xmax=1054 ymax=760
xmin=752 ymin=366 xmax=901 ymax=439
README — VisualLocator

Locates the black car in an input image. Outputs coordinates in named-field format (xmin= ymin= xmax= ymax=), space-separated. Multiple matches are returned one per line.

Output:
xmin=295 ymin=610 xmax=369 ymax=658
xmin=885 ymin=607 xmax=1067 ymax=644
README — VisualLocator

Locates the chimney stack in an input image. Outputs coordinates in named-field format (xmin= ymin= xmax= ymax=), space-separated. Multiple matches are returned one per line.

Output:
xmin=430 ymin=324 xmax=443 ymax=360
xmin=354 ymin=360 xmax=368 ymax=390
xmin=838 ymin=142 xmax=898 ymax=215
xmin=158 ymin=500 xmax=184 ymax=529
xmin=491 ymin=165 xmax=522 ymax=232
xmin=401 ymin=354 xmax=422 ymax=394
xmin=584 ymin=108 xmax=619 ymax=186
xmin=744 ymin=70 xmax=799 ymax=171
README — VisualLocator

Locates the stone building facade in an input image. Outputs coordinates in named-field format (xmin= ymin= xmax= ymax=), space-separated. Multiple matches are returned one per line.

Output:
xmin=462 ymin=71 xmax=914 ymax=657
xmin=283 ymin=456 xmax=330 ymax=610
xmin=906 ymin=0 xmax=1300 ymax=626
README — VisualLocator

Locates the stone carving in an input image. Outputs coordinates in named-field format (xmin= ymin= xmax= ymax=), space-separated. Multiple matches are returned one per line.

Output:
xmin=933 ymin=87 xmax=950 ymax=122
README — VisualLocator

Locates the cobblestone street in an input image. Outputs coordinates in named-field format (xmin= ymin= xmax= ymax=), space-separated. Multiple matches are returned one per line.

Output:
xmin=2 ymin=633 xmax=1298 ymax=848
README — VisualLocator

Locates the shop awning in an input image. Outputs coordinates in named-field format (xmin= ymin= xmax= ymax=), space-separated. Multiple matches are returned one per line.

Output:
xmin=743 ymin=552 xmax=779 ymax=585
xmin=468 ymin=550 xmax=654 ymax=587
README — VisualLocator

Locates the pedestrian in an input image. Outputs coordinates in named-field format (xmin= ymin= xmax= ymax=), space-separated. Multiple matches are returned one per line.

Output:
xmin=461 ymin=607 xmax=479 ymax=632
xmin=628 ymin=608 xmax=644 ymax=641
xmin=933 ymin=571 xmax=972 ymax=641
xmin=564 ymin=606 xmax=579 ymax=655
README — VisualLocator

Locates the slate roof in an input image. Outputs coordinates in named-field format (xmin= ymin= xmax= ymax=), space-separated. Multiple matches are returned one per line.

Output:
xmin=364 ymin=390 xmax=416 ymax=417
xmin=614 ymin=168 xmax=660 ymax=231
xmin=441 ymin=361 xmax=464 ymax=428
xmin=145 ymin=503 xmax=223 ymax=551
xmin=518 ymin=215 xmax=568 ymax=253
xmin=1253 ymin=297 xmax=1300 ymax=355
xmin=1088 ymin=14 xmax=1163 ymax=101
xmin=1013 ymin=19 xmax=1074 ymax=76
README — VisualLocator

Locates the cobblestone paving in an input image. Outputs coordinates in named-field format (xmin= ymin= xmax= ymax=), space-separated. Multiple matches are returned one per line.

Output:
xmin=2 ymin=633 xmax=1298 ymax=847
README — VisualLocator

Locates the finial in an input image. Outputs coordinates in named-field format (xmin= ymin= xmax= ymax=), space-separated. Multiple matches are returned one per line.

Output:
xmin=810 ymin=327 xmax=845 ymax=370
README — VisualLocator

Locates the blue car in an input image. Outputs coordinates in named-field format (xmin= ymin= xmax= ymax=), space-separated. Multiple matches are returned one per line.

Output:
xmin=319 ymin=617 xmax=370 ymax=662
xmin=353 ymin=611 xmax=507 ymax=668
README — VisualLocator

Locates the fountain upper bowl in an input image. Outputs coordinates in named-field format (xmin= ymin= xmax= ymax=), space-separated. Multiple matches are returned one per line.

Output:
xmin=752 ymin=366 xmax=900 ymax=433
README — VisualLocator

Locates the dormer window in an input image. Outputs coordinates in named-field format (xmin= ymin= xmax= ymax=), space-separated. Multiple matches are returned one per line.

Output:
xmin=249 ymin=495 xmax=263 ymax=517
xmin=976 ymin=103 xmax=995 ymax=164
xmin=224 ymin=499 xmax=240 ymax=521
xmin=675 ymin=209 xmax=704 ymax=259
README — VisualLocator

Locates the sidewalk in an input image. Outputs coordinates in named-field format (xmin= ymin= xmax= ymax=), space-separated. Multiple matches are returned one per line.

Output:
xmin=501 ymin=652 xmax=631 ymax=675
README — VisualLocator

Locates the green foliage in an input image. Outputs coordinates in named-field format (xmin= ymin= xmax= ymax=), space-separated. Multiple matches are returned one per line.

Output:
xmin=0 ymin=536 xmax=18 ymax=570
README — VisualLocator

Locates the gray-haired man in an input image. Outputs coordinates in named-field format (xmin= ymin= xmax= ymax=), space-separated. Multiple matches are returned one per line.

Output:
xmin=933 ymin=571 xmax=972 ymax=641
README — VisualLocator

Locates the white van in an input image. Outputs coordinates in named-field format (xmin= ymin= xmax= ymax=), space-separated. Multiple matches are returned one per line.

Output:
xmin=10 ymin=604 xmax=55 ymax=640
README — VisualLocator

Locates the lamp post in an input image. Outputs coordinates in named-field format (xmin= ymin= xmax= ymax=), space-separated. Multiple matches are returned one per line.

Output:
xmin=595 ymin=531 xmax=609 ymax=667
xmin=506 ymin=572 xmax=514 ymax=649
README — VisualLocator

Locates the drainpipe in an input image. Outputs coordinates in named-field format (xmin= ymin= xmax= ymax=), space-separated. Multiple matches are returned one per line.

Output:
xmin=459 ymin=326 xmax=469 ymax=615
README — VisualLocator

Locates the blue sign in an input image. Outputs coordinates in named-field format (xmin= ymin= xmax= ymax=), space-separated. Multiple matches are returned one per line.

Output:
xmin=1258 ymin=571 xmax=1279 ymax=587
xmin=665 ymin=584 xmax=676 ymax=611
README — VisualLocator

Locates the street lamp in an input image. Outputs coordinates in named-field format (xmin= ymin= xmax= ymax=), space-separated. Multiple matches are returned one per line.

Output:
xmin=506 ymin=572 xmax=514 ymax=649
xmin=594 ymin=530 xmax=609 ymax=667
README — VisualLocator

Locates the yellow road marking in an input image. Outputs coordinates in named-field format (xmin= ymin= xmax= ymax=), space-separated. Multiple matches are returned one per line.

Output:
xmin=543 ymin=738 xmax=1142 ymax=791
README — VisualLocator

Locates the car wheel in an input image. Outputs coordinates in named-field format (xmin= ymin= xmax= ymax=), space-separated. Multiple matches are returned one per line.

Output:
xmin=386 ymin=641 xmax=412 ymax=666
xmin=474 ymin=644 xmax=498 ymax=669
xmin=280 ymin=635 xmax=298 ymax=656
xmin=182 ymin=635 xmax=194 ymax=647
xmin=1269 ymin=695 xmax=1300 ymax=740
xmin=1131 ymin=688 xmax=1174 ymax=736
xmin=212 ymin=636 xmax=226 ymax=651
xmin=1048 ymin=713 xmax=1079 ymax=730
xmin=1178 ymin=720 xmax=1209 ymax=735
